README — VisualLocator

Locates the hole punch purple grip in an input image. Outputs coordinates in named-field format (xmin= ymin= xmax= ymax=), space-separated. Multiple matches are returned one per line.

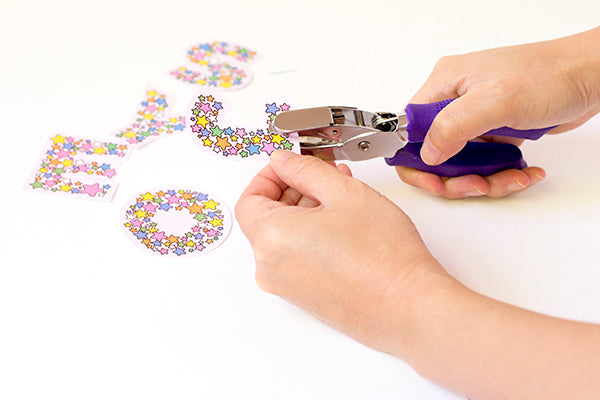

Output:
xmin=385 ymin=141 xmax=527 ymax=177
xmin=404 ymin=99 xmax=554 ymax=142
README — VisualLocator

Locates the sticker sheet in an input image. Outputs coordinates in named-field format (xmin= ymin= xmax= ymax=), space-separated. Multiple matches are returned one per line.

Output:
xmin=121 ymin=188 xmax=232 ymax=257
xmin=186 ymin=93 xmax=298 ymax=160
xmin=25 ymin=134 xmax=131 ymax=201
xmin=170 ymin=42 xmax=257 ymax=90
xmin=114 ymin=89 xmax=185 ymax=148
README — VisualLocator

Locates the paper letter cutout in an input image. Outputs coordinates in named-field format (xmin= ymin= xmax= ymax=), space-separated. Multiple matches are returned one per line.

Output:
xmin=170 ymin=42 xmax=257 ymax=90
xmin=26 ymin=134 xmax=130 ymax=201
xmin=187 ymin=93 xmax=297 ymax=160
xmin=121 ymin=188 xmax=232 ymax=257
xmin=114 ymin=89 xmax=185 ymax=148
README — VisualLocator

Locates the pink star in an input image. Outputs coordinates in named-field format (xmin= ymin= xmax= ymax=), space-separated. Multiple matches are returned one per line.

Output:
xmin=155 ymin=120 xmax=164 ymax=128
xmin=205 ymin=229 xmax=218 ymax=238
xmin=227 ymin=147 xmax=238 ymax=156
xmin=144 ymin=203 xmax=158 ymax=212
xmin=167 ymin=194 xmax=181 ymax=204
xmin=145 ymin=105 xmax=157 ymax=113
xmin=160 ymin=248 xmax=168 ymax=255
xmin=235 ymin=128 xmax=247 ymax=137
xmin=81 ymin=183 xmax=103 ymax=197
xmin=152 ymin=231 xmax=167 ymax=241
xmin=78 ymin=164 xmax=88 ymax=173
xmin=280 ymin=103 xmax=290 ymax=111
xmin=104 ymin=169 xmax=116 ymax=178
xmin=195 ymin=244 xmax=205 ymax=251
xmin=56 ymin=149 xmax=70 ymax=158
xmin=131 ymin=219 xmax=143 ymax=227
xmin=199 ymin=102 xmax=212 ymax=114
xmin=192 ymin=226 xmax=200 ymax=232
xmin=261 ymin=141 xmax=276 ymax=155
xmin=191 ymin=124 xmax=201 ymax=133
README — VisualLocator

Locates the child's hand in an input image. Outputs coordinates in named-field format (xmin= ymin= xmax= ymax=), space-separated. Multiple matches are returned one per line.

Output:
xmin=397 ymin=27 xmax=600 ymax=199
xmin=235 ymin=150 xmax=451 ymax=353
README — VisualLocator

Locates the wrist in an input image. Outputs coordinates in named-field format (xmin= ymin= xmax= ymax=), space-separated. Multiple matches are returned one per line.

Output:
xmin=564 ymin=27 xmax=600 ymax=115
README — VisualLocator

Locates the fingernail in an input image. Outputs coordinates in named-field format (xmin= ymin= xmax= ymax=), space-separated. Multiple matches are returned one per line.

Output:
xmin=421 ymin=140 xmax=442 ymax=165
xmin=270 ymin=150 xmax=293 ymax=163
xmin=507 ymin=181 xmax=527 ymax=192
xmin=464 ymin=189 xmax=486 ymax=197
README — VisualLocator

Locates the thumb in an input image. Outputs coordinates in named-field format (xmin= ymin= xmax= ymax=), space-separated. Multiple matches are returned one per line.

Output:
xmin=269 ymin=150 xmax=351 ymax=206
xmin=420 ymin=91 xmax=512 ymax=165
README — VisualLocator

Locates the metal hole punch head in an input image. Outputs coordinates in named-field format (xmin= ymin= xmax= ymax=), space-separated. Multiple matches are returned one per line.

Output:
xmin=270 ymin=106 xmax=409 ymax=162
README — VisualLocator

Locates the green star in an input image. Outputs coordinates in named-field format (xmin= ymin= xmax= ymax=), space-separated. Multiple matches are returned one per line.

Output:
xmin=210 ymin=126 xmax=224 ymax=138
xmin=194 ymin=213 xmax=207 ymax=222
xmin=31 ymin=181 xmax=43 ymax=189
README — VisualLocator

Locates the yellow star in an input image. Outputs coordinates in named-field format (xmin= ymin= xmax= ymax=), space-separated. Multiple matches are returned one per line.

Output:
xmin=142 ymin=192 xmax=155 ymax=201
xmin=124 ymin=130 xmax=136 ymax=138
xmin=144 ymin=113 xmax=154 ymax=120
xmin=60 ymin=184 xmax=72 ymax=192
xmin=220 ymin=81 xmax=233 ymax=89
xmin=202 ymin=199 xmax=219 ymax=210
xmin=202 ymin=137 xmax=213 ymax=147
xmin=170 ymin=118 xmax=178 ymax=124
xmin=94 ymin=147 xmax=105 ymax=155
xmin=199 ymin=60 xmax=208 ymax=66
xmin=209 ymin=218 xmax=223 ymax=227
xmin=271 ymin=134 xmax=286 ymax=145
xmin=51 ymin=134 xmax=66 ymax=144
xmin=186 ymin=240 xmax=195 ymax=247
xmin=147 ymin=90 xmax=158 ymax=97
xmin=134 ymin=209 xmax=148 ymax=218
xmin=196 ymin=115 xmax=209 ymax=127
xmin=252 ymin=136 xmax=262 ymax=144
xmin=62 ymin=159 xmax=73 ymax=167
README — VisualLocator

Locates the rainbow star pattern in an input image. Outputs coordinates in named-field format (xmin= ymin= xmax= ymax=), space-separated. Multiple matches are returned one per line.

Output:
xmin=27 ymin=134 xmax=130 ymax=200
xmin=188 ymin=93 xmax=295 ymax=158
xmin=114 ymin=89 xmax=185 ymax=147
xmin=170 ymin=42 xmax=257 ymax=89
xmin=121 ymin=189 xmax=231 ymax=257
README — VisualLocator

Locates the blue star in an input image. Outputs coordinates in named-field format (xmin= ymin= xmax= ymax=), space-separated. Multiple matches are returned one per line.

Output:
xmin=44 ymin=173 xmax=52 ymax=178
xmin=46 ymin=150 xmax=55 ymax=155
xmin=247 ymin=143 xmax=260 ymax=155
xmin=224 ymin=127 xmax=234 ymax=136
xmin=72 ymin=189 xmax=80 ymax=194
xmin=156 ymin=98 xmax=166 ymax=105
xmin=160 ymin=202 xmax=172 ymax=211
xmin=194 ymin=233 xmax=204 ymax=240
xmin=153 ymin=240 xmax=162 ymax=247
xmin=207 ymin=211 xmax=216 ymax=218
xmin=136 ymin=201 xmax=143 ymax=208
xmin=257 ymin=129 xmax=264 ymax=135
xmin=175 ymin=123 xmax=185 ymax=131
xmin=200 ymin=44 xmax=212 ymax=52
xmin=213 ymin=102 xmax=223 ymax=111
xmin=101 ymin=163 xmax=110 ymax=170
xmin=141 ymin=101 xmax=148 ymax=106
xmin=266 ymin=103 xmax=280 ymax=114
xmin=201 ymin=129 xmax=211 ymax=137
xmin=64 ymin=142 xmax=74 ymax=149
xmin=174 ymin=247 xmax=186 ymax=256
xmin=167 ymin=190 xmax=176 ymax=195
xmin=134 ymin=231 xmax=147 ymax=240
xmin=195 ymin=192 xmax=208 ymax=202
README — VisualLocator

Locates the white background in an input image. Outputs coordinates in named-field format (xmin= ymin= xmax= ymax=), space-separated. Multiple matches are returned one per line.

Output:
xmin=1 ymin=0 xmax=599 ymax=399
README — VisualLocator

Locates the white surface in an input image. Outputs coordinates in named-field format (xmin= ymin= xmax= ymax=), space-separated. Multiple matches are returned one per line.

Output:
xmin=1 ymin=1 xmax=599 ymax=399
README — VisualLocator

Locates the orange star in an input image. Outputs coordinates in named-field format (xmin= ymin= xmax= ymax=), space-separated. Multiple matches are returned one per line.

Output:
xmin=187 ymin=202 xmax=205 ymax=215
xmin=215 ymin=136 xmax=231 ymax=150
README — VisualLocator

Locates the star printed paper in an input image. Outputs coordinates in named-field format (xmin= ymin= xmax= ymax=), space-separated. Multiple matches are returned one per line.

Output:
xmin=186 ymin=93 xmax=298 ymax=160
xmin=170 ymin=42 xmax=257 ymax=90
xmin=25 ymin=134 xmax=131 ymax=201
xmin=114 ymin=89 xmax=185 ymax=148
xmin=121 ymin=188 xmax=232 ymax=257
